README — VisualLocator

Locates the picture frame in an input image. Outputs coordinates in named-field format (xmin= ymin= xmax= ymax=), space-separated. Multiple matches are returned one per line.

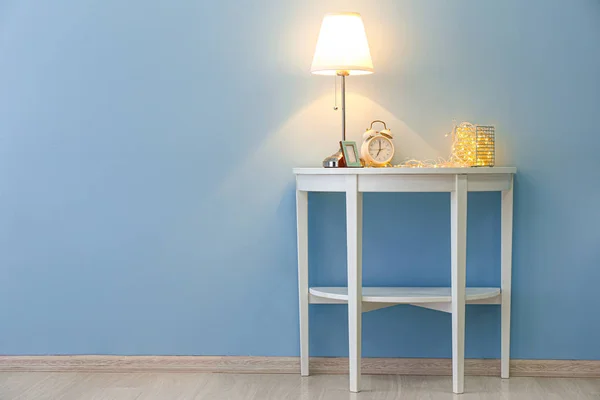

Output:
xmin=340 ymin=141 xmax=362 ymax=168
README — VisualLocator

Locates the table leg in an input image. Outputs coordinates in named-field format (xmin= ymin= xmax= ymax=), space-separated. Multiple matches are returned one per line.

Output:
xmin=451 ymin=175 xmax=467 ymax=394
xmin=297 ymin=189 xmax=309 ymax=376
xmin=346 ymin=176 xmax=362 ymax=393
xmin=501 ymin=175 xmax=514 ymax=379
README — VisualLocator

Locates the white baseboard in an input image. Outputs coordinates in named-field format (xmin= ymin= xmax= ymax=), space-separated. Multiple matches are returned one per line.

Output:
xmin=1 ymin=356 xmax=599 ymax=378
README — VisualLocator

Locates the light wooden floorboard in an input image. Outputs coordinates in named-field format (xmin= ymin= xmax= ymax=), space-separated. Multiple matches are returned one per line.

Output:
xmin=0 ymin=372 xmax=599 ymax=399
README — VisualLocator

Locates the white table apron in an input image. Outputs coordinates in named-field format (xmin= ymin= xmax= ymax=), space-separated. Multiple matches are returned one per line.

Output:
xmin=294 ymin=167 xmax=516 ymax=394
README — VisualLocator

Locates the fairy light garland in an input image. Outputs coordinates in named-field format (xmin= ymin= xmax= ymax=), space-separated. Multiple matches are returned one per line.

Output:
xmin=451 ymin=122 xmax=477 ymax=167
xmin=393 ymin=121 xmax=494 ymax=168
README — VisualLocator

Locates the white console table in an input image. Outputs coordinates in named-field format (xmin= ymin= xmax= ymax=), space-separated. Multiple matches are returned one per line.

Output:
xmin=294 ymin=167 xmax=516 ymax=394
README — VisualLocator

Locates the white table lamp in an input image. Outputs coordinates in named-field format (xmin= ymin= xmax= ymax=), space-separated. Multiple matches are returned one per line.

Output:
xmin=311 ymin=12 xmax=374 ymax=167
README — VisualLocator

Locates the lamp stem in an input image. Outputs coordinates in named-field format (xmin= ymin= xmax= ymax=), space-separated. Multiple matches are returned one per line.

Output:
xmin=322 ymin=71 xmax=350 ymax=168
xmin=341 ymin=73 xmax=346 ymax=141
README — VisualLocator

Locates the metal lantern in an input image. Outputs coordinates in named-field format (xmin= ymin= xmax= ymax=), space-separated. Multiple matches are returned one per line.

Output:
xmin=475 ymin=125 xmax=495 ymax=167
xmin=451 ymin=122 xmax=496 ymax=167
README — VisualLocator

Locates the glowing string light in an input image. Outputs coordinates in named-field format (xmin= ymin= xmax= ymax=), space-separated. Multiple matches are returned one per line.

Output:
xmin=392 ymin=121 xmax=494 ymax=168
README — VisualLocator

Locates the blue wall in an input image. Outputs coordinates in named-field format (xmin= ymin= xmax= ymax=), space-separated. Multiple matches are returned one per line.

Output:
xmin=1 ymin=0 xmax=599 ymax=359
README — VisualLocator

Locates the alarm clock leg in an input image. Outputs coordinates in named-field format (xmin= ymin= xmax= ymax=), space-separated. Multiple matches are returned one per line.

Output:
xmin=346 ymin=176 xmax=362 ymax=392
xmin=296 ymin=189 xmax=309 ymax=377
xmin=451 ymin=175 xmax=467 ymax=394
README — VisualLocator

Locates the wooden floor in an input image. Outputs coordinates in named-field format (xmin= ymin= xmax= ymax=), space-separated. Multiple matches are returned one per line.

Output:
xmin=1 ymin=372 xmax=599 ymax=399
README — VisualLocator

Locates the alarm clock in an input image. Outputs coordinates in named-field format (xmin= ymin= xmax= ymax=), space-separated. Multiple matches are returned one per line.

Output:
xmin=360 ymin=120 xmax=394 ymax=167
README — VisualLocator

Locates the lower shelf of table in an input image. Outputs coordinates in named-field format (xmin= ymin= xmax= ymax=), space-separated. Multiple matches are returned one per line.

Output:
xmin=309 ymin=287 xmax=501 ymax=313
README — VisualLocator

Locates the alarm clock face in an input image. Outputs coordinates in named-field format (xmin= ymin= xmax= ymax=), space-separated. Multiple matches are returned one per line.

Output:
xmin=367 ymin=137 xmax=394 ymax=164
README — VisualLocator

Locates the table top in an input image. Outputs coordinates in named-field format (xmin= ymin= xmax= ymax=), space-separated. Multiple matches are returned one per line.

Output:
xmin=293 ymin=167 xmax=516 ymax=175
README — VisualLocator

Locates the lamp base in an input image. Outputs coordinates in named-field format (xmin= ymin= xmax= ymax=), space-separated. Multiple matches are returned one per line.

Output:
xmin=323 ymin=149 xmax=346 ymax=168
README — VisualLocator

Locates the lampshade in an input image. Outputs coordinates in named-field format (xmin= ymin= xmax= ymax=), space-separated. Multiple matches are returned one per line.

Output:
xmin=311 ymin=12 xmax=374 ymax=76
